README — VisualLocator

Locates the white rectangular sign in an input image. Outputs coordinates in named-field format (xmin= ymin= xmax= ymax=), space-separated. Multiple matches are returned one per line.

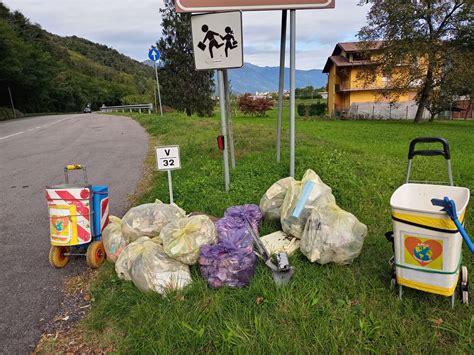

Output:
xmin=177 ymin=0 xmax=335 ymax=12
xmin=191 ymin=11 xmax=243 ymax=70
xmin=156 ymin=145 xmax=181 ymax=171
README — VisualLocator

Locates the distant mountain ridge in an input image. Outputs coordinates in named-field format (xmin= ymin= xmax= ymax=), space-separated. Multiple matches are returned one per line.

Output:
xmin=144 ymin=61 xmax=326 ymax=94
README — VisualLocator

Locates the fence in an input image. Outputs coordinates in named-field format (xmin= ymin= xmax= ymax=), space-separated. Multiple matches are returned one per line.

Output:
xmin=100 ymin=104 xmax=153 ymax=114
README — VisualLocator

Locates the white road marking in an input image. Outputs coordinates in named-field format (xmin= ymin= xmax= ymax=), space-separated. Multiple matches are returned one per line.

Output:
xmin=0 ymin=117 xmax=75 ymax=141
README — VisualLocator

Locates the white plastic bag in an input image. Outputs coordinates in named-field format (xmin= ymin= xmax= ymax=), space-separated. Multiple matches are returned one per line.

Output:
xmin=280 ymin=169 xmax=335 ymax=239
xmin=260 ymin=231 xmax=300 ymax=256
xmin=300 ymin=203 xmax=368 ymax=265
xmin=259 ymin=177 xmax=295 ymax=222
xmin=115 ymin=237 xmax=192 ymax=294
xmin=102 ymin=216 xmax=127 ymax=263
xmin=160 ymin=215 xmax=217 ymax=265
xmin=121 ymin=200 xmax=186 ymax=242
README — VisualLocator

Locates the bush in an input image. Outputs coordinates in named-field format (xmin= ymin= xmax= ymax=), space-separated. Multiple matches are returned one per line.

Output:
xmin=0 ymin=107 xmax=24 ymax=121
xmin=308 ymin=102 xmax=326 ymax=116
xmin=237 ymin=94 xmax=274 ymax=117
xmin=297 ymin=104 xmax=307 ymax=117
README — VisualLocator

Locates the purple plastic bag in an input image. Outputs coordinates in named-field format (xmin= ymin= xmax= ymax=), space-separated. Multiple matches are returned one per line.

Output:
xmin=199 ymin=240 xmax=257 ymax=288
xmin=215 ymin=218 xmax=253 ymax=248
xmin=224 ymin=204 xmax=263 ymax=229
xmin=215 ymin=204 xmax=263 ymax=248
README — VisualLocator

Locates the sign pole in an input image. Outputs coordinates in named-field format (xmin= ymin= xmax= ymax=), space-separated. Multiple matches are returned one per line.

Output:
xmin=218 ymin=70 xmax=230 ymax=191
xmin=154 ymin=63 xmax=164 ymax=117
xmin=167 ymin=170 xmax=174 ymax=204
xmin=289 ymin=9 xmax=296 ymax=177
xmin=8 ymin=86 xmax=17 ymax=119
xmin=276 ymin=10 xmax=287 ymax=163
xmin=223 ymin=69 xmax=236 ymax=169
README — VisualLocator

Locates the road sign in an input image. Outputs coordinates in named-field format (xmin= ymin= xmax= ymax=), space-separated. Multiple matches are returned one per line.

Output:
xmin=177 ymin=0 xmax=335 ymax=12
xmin=191 ymin=11 xmax=243 ymax=70
xmin=148 ymin=47 xmax=161 ymax=62
xmin=156 ymin=145 xmax=181 ymax=171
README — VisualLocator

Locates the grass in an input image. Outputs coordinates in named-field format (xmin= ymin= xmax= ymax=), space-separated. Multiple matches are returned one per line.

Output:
xmin=86 ymin=107 xmax=474 ymax=353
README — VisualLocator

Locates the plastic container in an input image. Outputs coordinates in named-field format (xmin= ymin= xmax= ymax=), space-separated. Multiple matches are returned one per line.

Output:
xmin=390 ymin=183 xmax=470 ymax=296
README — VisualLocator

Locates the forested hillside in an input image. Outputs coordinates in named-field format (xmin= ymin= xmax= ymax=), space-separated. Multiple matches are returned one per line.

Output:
xmin=0 ymin=3 xmax=154 ymax=116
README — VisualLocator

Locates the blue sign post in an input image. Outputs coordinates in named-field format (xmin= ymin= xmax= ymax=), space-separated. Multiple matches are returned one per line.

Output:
xmin=148 ymin=46 xmax=163 ymax=117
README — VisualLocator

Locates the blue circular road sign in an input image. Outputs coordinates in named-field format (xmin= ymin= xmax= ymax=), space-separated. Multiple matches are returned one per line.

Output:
xmin=148 ymin=47 xmax=161 ymax=62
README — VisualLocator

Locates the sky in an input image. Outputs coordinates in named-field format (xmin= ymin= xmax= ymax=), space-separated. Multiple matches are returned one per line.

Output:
xmin=2 ymin=0 xmax=369 ymax=70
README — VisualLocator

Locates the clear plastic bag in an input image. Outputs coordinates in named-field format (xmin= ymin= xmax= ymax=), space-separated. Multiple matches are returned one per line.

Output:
xmin=115 ymin=237 xmax=192 ymax=294
xmin=280 ymin=169 xmax=335 ymax=239
xmin=259 ymin=177 xmax=295 ymax=222
xmin=121 ymin=200 xmax=186 ymax=242
xmin=160 ymin=215 xmax=217 ymax=265
xmin=102 ymin=216 xmax=127 ymax=263
xmin=300 ymin=202 xmax=368 ymax=265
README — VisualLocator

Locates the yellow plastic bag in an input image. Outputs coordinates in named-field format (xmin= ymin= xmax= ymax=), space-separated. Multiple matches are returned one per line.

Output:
xmin=259 ymin=177 xmax=295 ymax=222
xmin=102 ymin=216 xmax=127 ymax=263
xmin=115 ymin=237 xmax=192 ymax=294
xmin=121 ymin=200 xmax=186 ymax=242
xmin=160 ymin=215 xmax=217 ymax=265
xmin=300 ymin=203 xmax=367 ymax=264
xmin=280 ymin=169 xmax=335 ymax=239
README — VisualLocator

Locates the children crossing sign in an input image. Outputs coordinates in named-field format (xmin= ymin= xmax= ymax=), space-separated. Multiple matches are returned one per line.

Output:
xmin=191 ymin=11 xmax=243 ymax=70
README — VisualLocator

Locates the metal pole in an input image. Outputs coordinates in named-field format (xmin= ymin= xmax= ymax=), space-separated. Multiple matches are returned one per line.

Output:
xmin=289 ymin=10 xmax=296 ymax=177
xmin=167 ymin=170 xmax=174 ymax=204
xmin=223 ymin=70 xmax=236 ymax=169
xmin=154 ymin=63 xmax=163 ymax=117
xmin=218 ymin=70 xmax=230 ymax=191
xmin=8 ymin=86 xmax=16 ymax=119
xmin=276 ymin=10 xmax=287 ymax=163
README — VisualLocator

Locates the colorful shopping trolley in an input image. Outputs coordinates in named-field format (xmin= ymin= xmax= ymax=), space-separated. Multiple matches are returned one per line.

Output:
xmin=386 ymin=137 xmax=472 ymax=306
xmin=46 ymin=165 xmax=109 ymax=268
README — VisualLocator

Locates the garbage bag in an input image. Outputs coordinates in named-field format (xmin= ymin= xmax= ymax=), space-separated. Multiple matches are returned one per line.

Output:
xmin=215 ymin=218 xmax=254 ymax=248
xmin=116 ymin=237 xmax=192 ymax=294
xmin=260 ymin=231 xmax=300 ymax=256
xmin=199 ymin=240 xmax=257 ymax=288
xmin=102 ymin=216 xmax=127 ymax=263
xmin=281 ymin=169 xmax=335 ymax=239
xmin=121 ymin=200 xmax=186 ymax=242
xmin=300 ymin=203 xmax=368 ymax=265
xmin=224 ymin=204 xmax=263 ymax=230
xmin=160 ymin=215 xmax=217 ymax=265
xmin=259 ymin=177 xmax=295 ymax=222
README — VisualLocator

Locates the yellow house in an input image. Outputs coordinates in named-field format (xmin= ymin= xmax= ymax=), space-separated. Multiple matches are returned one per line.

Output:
xmin=323 ymin=42 xmax=417 ymax=117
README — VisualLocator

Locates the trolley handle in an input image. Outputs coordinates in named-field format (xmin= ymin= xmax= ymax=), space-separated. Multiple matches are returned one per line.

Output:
xmin=408 ymin=137 xmax=451 ymax=160
xmin=64 ymin=165 xmax=88 ymax=184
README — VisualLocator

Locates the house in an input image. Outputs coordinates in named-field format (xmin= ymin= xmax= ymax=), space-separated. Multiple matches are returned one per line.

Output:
xmin=322 ymin=42 xmax=418 ymax=118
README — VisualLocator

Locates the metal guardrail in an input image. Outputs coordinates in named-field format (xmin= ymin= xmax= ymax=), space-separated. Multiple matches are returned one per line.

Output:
xmin=100 ymin=103 xmax=153 ymax=114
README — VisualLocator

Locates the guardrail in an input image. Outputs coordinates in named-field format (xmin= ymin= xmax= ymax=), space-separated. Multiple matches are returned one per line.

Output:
xmin=100 ymin=103 xmax=153 ymax=114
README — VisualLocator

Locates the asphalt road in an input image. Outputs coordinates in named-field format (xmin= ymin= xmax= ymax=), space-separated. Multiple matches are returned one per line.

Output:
xmin=0 ymin=113 xmax=148 ymax=353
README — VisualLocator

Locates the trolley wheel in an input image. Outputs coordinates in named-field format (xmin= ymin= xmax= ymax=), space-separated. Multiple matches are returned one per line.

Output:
xmin=86 ymin=241 xmax=105 ymax=269
xmin=462 ymin=290 xmax=470 ymax=306
xmin=461 ymin=266 xmax=468 ymax=285
xmin=49 ymin=246 xmax=70 ymax=268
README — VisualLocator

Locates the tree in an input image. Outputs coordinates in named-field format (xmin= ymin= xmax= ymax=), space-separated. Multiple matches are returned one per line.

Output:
xmin=238 ymin=94 xmax=274 ymax=116
xmin=157 ymin=0 xmax=215 ymax=116
xmin=358 ymin=0 xmax=473 ymax=123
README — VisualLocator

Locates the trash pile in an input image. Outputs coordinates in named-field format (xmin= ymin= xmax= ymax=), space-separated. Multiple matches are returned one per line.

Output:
xmin=260 ymin=169 xmax=367 ymax=265
xmin=103 ymin=169 xmax=367 ymax=295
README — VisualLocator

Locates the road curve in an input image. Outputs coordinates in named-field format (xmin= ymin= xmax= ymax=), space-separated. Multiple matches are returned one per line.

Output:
xmin=0 ymin=113 xmax=148 ymax=352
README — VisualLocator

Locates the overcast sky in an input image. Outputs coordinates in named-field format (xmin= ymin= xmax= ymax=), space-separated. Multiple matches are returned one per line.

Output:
xmin=2 ymin=0 xmax=369 ymax=70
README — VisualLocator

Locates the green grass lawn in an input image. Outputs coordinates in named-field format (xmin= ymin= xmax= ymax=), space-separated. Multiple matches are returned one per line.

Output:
xmin=87 ymin=108 xmax=474 ymax=353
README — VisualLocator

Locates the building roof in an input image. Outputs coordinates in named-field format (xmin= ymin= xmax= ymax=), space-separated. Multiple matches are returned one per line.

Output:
xmin=322 ymin=41 xmax=384 ymax=73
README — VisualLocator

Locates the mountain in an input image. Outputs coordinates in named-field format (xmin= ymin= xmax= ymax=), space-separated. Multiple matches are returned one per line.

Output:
xmin=0 ymin=3 xmax=154 ymax=114
xmin=225 ymin=63 xmax=326 ymax=94
xmin=143 ymin=61 xmax=326 ymax=94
